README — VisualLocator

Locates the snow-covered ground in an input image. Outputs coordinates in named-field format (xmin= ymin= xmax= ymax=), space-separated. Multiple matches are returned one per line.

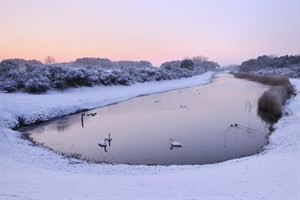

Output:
xmin=1 ymin=72 xmax=299 ymax=199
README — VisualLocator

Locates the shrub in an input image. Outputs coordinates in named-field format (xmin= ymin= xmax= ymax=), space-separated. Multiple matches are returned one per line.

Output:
xmin=180 ymin=59 xmax=194 ymax=71
xmin=234 ymin=72 xmax=295 ymax=123
xmin=0 ymin=57 xmax=219 ymax=93
xmin=258 ymin=86 xmax=286 ymax=116
xmin=239 ymin=55 xmax=300 ymax=77
xmin=0 ymin=79 xmax=18 ymax=92
xmin=24 ymin=77 xmax=51 ymax=93
xmin=233 ymin=72 xmax=294 ymax=96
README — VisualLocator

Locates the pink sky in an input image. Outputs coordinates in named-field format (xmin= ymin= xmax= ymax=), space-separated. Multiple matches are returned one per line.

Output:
xmin=1 ymin=1 xmax=299 ymax=66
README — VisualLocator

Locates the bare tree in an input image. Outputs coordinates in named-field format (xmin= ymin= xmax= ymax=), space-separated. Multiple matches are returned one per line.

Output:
xmin=192 ymin=55 xmax=208 ymax=63
xmin=44 ymin=56 xmax=56 ymax=64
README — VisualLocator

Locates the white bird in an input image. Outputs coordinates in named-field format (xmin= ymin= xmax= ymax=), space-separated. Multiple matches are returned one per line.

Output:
xmin=98 ymin=138 xmax=108 ymax=152
xmin=170 ymin=138 xmax=182 ymax=148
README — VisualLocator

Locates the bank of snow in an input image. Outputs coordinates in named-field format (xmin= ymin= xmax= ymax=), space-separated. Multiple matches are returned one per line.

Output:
xmin=1 ymin=72 xmax=299 ymax=199
xmin=1 ymin=72 xmax=214 ymax=127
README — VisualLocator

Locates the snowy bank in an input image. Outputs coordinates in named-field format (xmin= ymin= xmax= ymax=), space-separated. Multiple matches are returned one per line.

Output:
xmin=1 ymin=72 xmax=213 ymax=128
xmin=1 ymin=72 xmax=299 ymax=199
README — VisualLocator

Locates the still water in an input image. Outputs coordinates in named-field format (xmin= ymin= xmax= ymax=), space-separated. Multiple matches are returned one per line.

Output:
xmin=21 ymin=74 xmax=271 ymax=165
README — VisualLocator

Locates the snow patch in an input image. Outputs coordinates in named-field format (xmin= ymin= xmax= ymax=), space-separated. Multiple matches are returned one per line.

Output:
xmin=1 ymin=72 xmax=299 ymax=199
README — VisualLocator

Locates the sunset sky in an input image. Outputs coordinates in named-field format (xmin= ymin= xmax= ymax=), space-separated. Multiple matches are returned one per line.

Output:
xmin=1 ymin=0 xmax=299 ymax=66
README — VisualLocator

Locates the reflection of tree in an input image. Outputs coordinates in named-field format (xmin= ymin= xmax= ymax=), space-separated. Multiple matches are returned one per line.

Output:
xmin=18 ymin=124 xmax=46 ymax=135
xmin=50 ymin=115 xmax=80 ymax=133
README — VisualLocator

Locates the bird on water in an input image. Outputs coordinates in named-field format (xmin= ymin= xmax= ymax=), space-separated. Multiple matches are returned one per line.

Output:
xmin=170 ymin=138 xmax=182 ymax=150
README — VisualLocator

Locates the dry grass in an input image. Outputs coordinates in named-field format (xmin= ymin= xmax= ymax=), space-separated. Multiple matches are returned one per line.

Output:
xmin=258 ymin=86 xmax=287 ymax=116
xmin=233 ymin=72 xmax=295 ymax=123
xmin=233 ymin=72 xmax=294 ymax=95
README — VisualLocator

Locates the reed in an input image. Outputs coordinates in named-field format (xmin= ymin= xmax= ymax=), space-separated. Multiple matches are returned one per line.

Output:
xmin=258 ymin=86 xmax=286 ymax=116
xmin=233 ymin=72 xmax=295 ymax=123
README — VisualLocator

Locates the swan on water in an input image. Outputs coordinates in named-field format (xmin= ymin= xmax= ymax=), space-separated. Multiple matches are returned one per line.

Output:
xmin=170 ymin=138 xmax=182 ymax=147
xmin=98 ymin=138 xmax=108 ymax=152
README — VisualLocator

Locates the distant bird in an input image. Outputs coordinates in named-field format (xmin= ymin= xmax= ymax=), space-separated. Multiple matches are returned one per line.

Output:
xmin=230 ymin=123 xmax=238 ymax=127
xmin=170 ymin=138 xmax=182 ymax=150
xmin=98 ymin=138 xmax=108 ymax=152
xmin=90 ymin=112 xmax=97 ymax=116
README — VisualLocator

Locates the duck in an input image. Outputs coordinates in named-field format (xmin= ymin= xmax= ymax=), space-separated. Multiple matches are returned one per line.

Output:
xmin=230 ymin=123 xmax=238 ymax=127
xmin=90 ymin=112 xmax=97 ymax=116
xmin=170 ymin=138 xmax=182 ymax=148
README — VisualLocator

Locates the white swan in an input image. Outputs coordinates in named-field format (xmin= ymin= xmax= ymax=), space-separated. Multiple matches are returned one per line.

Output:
xmin=170 ymin=138 xmax=182 ymax=147
xmin=98 ymin=138 xmax=107 ymax=147
xmin=98 ymin=138 xmax=108 ymax=152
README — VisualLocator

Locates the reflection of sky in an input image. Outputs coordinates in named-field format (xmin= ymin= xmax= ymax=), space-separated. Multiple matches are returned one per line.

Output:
xmin=1 ymin=1 xmax=298 ymax=66
xmin=27 ymin=74 xmax=271 ymax=165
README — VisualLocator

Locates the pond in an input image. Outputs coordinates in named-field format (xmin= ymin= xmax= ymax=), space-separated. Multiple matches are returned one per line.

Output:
xmin=20 ymin=74 xmax=271 ymax=165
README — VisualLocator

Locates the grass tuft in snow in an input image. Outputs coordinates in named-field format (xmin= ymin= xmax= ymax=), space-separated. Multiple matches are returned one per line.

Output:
xmin=257 ymin=86 xmax=286 ymax=123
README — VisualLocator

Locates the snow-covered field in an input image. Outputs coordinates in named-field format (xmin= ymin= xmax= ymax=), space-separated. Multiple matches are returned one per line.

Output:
xmin=1 ymin=71 xmax=299 ymax=199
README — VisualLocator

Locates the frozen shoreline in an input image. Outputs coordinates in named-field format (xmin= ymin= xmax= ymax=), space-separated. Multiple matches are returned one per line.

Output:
xmin=1 ymin=71 xmax=299 ymax=199
xmin=1 ymin=72 xmax=214 ymax=128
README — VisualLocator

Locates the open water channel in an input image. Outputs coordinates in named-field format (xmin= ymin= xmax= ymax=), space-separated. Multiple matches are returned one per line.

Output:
xmin=20 ymin=74 xmax=271 ymax=165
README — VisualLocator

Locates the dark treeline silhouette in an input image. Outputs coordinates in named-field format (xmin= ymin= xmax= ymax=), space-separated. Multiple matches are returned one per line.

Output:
xmin=239 ymin=55 xmax=300 ymax=78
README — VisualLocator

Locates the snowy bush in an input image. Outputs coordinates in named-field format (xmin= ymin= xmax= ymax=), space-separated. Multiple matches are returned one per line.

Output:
xmin=180 ymin=59 xmax=194 ymax=71
xmin=239 ymin=55 xmax=300 ymax=78
xmin=0 ymin=60 xmax=25 ymax=92
xmin=0 ymin=57 xmax=219 ymax=93
xmin=160 ymin=58 xmax=218 ymax=79
xmin=0 ymin=79 xmax=19 ymax=92
xmin=24 ymin=77 xmax=51 ymax=93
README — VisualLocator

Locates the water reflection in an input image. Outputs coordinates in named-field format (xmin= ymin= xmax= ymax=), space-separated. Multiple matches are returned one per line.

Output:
xmin=81 ymin=113 xmax=84 ymax=128
xmin=24 ymin=74 xmax=271 ymax=165
xmin=81 ymin=112 xmax=98 ymax=128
